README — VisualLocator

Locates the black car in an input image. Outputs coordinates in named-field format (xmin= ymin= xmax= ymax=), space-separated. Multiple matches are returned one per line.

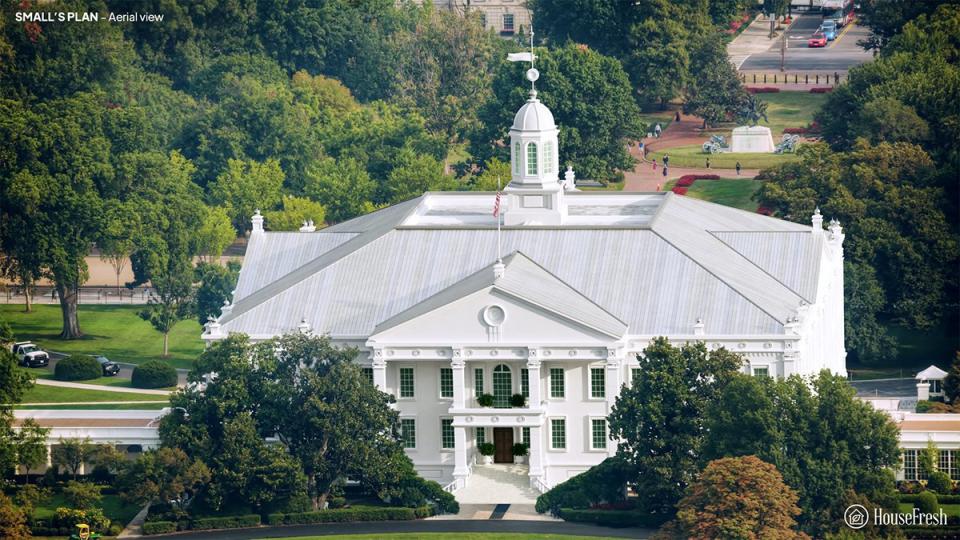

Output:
xmin=95 ymin=355 xmax=121 ymax=376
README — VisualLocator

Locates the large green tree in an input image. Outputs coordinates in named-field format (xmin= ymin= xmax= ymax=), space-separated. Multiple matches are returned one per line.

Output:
xmin=208 ymin=158 xmax=285 ymax=234
xmin=607 ymin=338 xmax=742 ymax=517
xmin=473 ymin=43 xmax=642 ymax=182
xmin=0 ymin=349 xmax=33 ymax=477
xmin=683 ymin=33 xmax=752 ymax=128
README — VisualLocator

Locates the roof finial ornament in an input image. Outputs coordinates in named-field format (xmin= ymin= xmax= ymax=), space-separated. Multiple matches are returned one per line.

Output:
xmin=508 ymin=25 xmax=539 ymax=100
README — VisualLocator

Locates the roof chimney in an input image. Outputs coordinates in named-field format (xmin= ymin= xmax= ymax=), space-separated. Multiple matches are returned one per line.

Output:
xmin=251 ymin=209 xmax=264 ymax=234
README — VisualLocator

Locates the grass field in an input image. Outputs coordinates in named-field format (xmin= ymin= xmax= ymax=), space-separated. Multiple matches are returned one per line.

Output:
xmin=15 ymin=402 xmax=170 ymax=410
xmin=648 ymin=145 xmax=799 ymax=170
xmin=0 ymin=304 xmax=202 ymax=369
xmin=33 ymin=491 xmax=142 ymax=527
xmin=665 ymin=179 xmax=761 ymax=212
xmin=19 ymin=383 xmax=169 ymax=404
xmin=755 ymin=92 xmax=828 ymax=137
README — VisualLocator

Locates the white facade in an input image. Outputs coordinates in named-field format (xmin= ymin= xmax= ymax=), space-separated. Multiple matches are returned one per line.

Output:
xmin=203 ymin=90 xmax=847 ymax=498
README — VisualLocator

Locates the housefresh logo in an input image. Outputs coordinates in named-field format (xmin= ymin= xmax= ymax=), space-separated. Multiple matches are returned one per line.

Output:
xmin=844 ymin=504 xmax=947 ymax=529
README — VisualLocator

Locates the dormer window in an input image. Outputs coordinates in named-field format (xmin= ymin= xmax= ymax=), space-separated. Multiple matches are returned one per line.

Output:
xmin=526 ymin=142 xmax=538 ymax=175
xmin=513 ymin=142 xmax=521 ymax=174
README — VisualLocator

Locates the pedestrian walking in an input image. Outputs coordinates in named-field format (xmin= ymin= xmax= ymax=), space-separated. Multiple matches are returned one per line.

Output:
xmin=663 ymin=154 xmax=670 ymax=167
xmin=656 ymin=183 xmax=661 ymax=192
xmin=652 ymin=158 xmax=657 ymax=171
xmin=654 ymin=123 xmax=662 ymax=138
xmin=706 ymin=157 xmax=711 ymax=169
xmin=675 ymin=110 xmax=681 ymax=122
xmin=736 ymin=161 xmax=742 ymax=176
xmin=662 ymin=166 xmax=668 ymax=177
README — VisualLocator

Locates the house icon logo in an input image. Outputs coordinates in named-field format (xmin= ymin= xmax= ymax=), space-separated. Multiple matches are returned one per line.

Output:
xmin=844 ymin=504 xmax=869 ymax=529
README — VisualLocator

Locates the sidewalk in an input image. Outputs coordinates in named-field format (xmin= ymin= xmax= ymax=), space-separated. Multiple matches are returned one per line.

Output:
xmin=728 ymin=14 xmax=777 ymax=69
xmin=33 ymin=378 xmax=172 ymax=395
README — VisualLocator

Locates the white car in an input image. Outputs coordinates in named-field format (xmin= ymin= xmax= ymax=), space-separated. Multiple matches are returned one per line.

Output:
xmin=10 ymin=341 xmax=49 ymax=368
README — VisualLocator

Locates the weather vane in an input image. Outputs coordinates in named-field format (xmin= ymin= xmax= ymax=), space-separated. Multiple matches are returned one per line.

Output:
xmin=507 ymin=24 xmax=538 ymax=96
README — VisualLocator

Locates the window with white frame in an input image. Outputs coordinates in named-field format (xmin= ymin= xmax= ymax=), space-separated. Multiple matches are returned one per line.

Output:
xmin=503 ymin=13 xmax=514 ymax=33
xmin=362 ymin=367 xmax=374 ymax=385
xmin=399 ymin=367 xmax=415 ymax=398
xmin=591 ymin=418 xmax=607 ymax=450
xmin=521 ymin=368 xmax=529 ymax=398
xmin=590 ymin=367 xmax=605 ymax=398
xmin=903 ymin=449 xmax=921 ymax=480
xmin=543 ymin=141 xmax=554 ymax=174
xmin=522 ymin=427 xmax=530 ymax=446
xmin=476 ymin=427 xmax=486 ymax=445
xmin=401 ymin=418 xmax=416 ymax=449
xmin=441 ymin=419 xmax=455 ymax=449
xmin=631 ymin=367 xmax=641 ymax=386
xmin=526 ymin=142 xmax=538 ymax=175
xmin=474 ymin=367 xmax=484 ymax=396
xmin=550 ymin=368 xmax=564 ymax=398
xmin=440 ymin=367 xmax=453 ymax=398
xmin=550 ymin=418 xmax=566 ymax=450
xmin=940 ymin=450 xmax=959 ymax=480
xmin=493 ymin=364 xmax=512 ymax=408
xmin=753 ymin=367 xmax=770 ymax=378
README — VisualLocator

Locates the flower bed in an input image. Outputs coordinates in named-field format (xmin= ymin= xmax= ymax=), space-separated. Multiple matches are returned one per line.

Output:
xmin=671 ymin=187 xmax=688 ymax=195
xmin=676 ymin=174 xmax=721 ymax=188
xmin=810 ymin=87 xmax=833 ymax=93
xmin=783 ymin=127 xmax=806 ymax=135
xmin=747 ymin=87 xmax=780 ymax=94
xmin=756 ymin=206 xmax=773 ymax=216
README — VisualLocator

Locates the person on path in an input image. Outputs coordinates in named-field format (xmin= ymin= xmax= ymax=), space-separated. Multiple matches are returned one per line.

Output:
xmin=736 ymin=161 xmax=742 ymax=176
xmin=663 ymin=154 xmax=670 ymax=167
xmin=675 ymin=110 xmax=681 ymax=122
xmin=706 ymin=157 xmax=711 ymax=169
xmin=654 ymin=123 xmax=662 ymax=138
xmin=662 ymin=166 xmax=668 ymax=177
xmin=652 ymin=158 xmax=657 ymax=171
xmin=656 ymin=183 xmax=661 ymax=191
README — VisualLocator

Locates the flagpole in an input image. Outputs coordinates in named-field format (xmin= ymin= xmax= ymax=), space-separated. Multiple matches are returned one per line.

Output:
xmin=497 ymin=176 xmax=502 ymax=263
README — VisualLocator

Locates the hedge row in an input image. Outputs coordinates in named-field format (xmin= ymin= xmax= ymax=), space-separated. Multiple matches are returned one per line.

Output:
xmin=747 ymin=87 xmax=780 ymax=94
xmin=142 ymin=521 xmax=177 ymax=535
xmin=901 ymin=526 xmax=960 ymax=539
xmin=190 ymin=514 xmax=261 ymax=530
xmin=900 ymin=493 xmax=960 ymax=504
xmin=267 ymin=505 xmax=431 ymax=525
xmin=558 ymin=508 xmax=669 ymax=528
xmin=132 ymin=360 xmax=178 ymax=389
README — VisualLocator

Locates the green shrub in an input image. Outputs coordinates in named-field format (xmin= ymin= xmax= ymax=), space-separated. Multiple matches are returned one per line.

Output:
xmin=267 ymin=505 xmax=431 ymax=525
xmin=478 ymin=393 xmax=494 ymax=407
xmin=329 ymin=496 xmax=347 ymax=509
xmin=54 ymin=355 xmax=102 ymax=381
xmin=917 ymin=490 xmax=939 ymax=514
xmin=512 ymin=443 xmax=528 ymax=456
xmin=927 ymin=471 xmax=953 ymax=494
xmin=189 ymin=514 xmax=260 ymax=530
xmin=558 ymin=508 xmax=668 ymax=528
xmin=142 ymin=521 xmax=177 ymax=535
xmin=510 ymin=393 xmax=526 ymax=407
xmin=131 ymin=360 xmax=178 ymax=389
xmin=901 ymin=493 xmax=960 ymax=504
xmin=535 ymin=457 xmax=633 ymax=516
xmin=478 ymin=442 xmax=495 ymax=456
xmin=107 ymin=523 xmax=124 ymax=536
xmin=53 ymin=507 xmax=110 ymax=532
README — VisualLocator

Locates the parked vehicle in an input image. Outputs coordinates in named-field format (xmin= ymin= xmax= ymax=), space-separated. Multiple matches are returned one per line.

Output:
xmin=10 ymin=341 xmax=49 ymax=367
xmin=808 ymin=32 xmax=827 ymax=48
xmin=820 ymin=20 xmax=838 ymax=41
xmin=94 ymin=355 xmax=121 ymax=376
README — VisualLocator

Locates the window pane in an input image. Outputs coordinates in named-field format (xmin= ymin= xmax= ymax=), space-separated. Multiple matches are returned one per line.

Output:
xmin=543 ymin=141 xmax=553 ymax=174
xmin=904 ymin=449 xmax=917 ymax=481
xmin=526 ymin=143 xmax=538 ymax=175
xmin=362 ymin=367 xmax=374 ymax=385
xmin=631 ymin=368 xmax=641 ymax=387
xmin=475 ymin=368 xmax=484 ymax=397
xmin=400 ymin=368 xmax=415 ymax=398
xmin=476 ymin=427 xmax=486 ymax=445
xmin=550 ymin=368 xmax=564 ymax=398
xmin=591 ymin=368 xmax=605 ymax=398
xmin=493 ymin=365 xmax=512 ymax=408
xmin=753 ymin=367 xmax=769 ymax=378
xmin=522 ymin=427 xmax=530 ymax=445
xmin=513 ymin=142 xmax=520 ymax=174
xmin=551 ymin=418 xmax=566 ymax=449
xmin=401 ymin=418 xmax=416 ymax=449
xmin=592 ymin=419 xmax=607 ymax=449
xmin=521 ymin=368 xmax=530 ymax=398
xmin=503 ymin=13 xmax=514 ymax=32
xmin=440 ymin=368 xmax=453 ymax=398
xmin=441 ymin=419 xmax=455 ymax=449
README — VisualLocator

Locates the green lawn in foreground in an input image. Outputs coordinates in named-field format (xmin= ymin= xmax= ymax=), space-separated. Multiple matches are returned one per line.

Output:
xmin=33 ymin=492 xmax=141 ymax=527
xmin=19 ymin=383 xmax=169 ymax=404
xmin=755 ymin=92 xmax=829 ymax=137
xmin=648 ymin=145 xmax=799 ymax=170
xmin=16 ymin=402 xmax=170 ymax=410
xmin=0 ymin=304 xmax=202 ymax=369
xmin=278 ymin=533 xmax=624 ymax=540
xmin=665 ymin=179 xmax=762 ymax=212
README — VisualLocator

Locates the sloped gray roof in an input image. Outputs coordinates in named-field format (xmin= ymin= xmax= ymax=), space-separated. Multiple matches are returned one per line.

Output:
xmin=218 ymin=193 xmax=823 ymax=339
xmin=372 ymin=252 xmax=629 ymax=338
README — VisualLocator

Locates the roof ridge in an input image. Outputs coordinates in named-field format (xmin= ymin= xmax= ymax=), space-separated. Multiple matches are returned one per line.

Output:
xmin=708 ymin=231 xmax=818 ymax=304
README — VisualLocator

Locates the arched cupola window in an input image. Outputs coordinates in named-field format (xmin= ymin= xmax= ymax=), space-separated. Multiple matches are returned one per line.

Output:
xmin=543 ymin=141 xmax=554 ymax=175
xmin=526 ymin=142 xmax=538 ymax=176
xmin=513 ymin=142 xmax=521 ymax=174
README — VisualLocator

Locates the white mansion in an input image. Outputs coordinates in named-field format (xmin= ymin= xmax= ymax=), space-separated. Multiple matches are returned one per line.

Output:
xmin=202 ymin=87 xmax=847 ymax=496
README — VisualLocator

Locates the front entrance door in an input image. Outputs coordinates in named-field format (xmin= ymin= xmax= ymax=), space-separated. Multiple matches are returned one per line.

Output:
xmin=493 ymin=428 xmax=513 ymax=463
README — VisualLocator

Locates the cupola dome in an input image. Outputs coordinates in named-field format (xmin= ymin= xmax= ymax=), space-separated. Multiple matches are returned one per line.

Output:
xmin=512 ymin=91 xmax=556 ymax=132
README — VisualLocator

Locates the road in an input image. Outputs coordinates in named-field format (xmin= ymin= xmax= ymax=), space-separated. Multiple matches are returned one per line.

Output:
xmin=739 ymin=12 xmax=873 ymax=71
xmin=37 ymin=352 xmax=189 ymax=386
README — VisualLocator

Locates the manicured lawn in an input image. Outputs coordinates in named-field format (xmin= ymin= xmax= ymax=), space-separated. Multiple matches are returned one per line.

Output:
xmin=278 ymin=533 xmax=624 ymax=540
xmin=18 ymin=367 xmax=176 ymax=390
xmin=647 ymin=144 xmax=799 ymax=170
xmin=756 ymin=92 xmax=829 ymax=137
xmin=899 ymin=502 xmax=960 ymax=516
xmin=639 ymin=112 xmax=674 ymax=135
xmin=0 ymin=304 xmax=202 ymax=369
xmin=16 ymin=402 xmax=170 ymax=410
xmin=19 ymin=384 xmax=169 ymax=404
xmin=580 ymin=181 xmax=626 ymax=192
xmin=665 ymin=179 xmax=761 ymax=212
xmin=32 ymin=491 xmax=141 ymax=528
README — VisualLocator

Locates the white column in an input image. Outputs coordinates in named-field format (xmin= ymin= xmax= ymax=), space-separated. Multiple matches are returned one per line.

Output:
xmin=605 ymin=349 xmax=621 ymax=413
xmin=452 ymin=350 xmax=465 ymax=409
xmin=45 ymin=444 xmax=52 ymax=468
xmin=453 ymin=426 xmax=469 ymax=489
xmin=526 ymin=349 xmax=542 ymax=409
xmin=372 ymin=349 xmax=387 ymax=391
xmin=528 ymin=425 xmax=545 ymax=489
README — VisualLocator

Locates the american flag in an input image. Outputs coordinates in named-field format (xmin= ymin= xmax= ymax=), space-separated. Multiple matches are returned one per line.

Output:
xmin=492 ymin=190 xmax=502 ymax=217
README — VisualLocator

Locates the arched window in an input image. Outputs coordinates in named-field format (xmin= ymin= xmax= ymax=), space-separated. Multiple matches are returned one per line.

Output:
xmin=526 ymin=142 xmax=538 ymax=175
xmin=493 ymin=364 xmax=512 ymax=408
xmin=543 ymin=141 xmax=554 ymax=174
xmin=513 ymin=142 xmax=521 ymax=174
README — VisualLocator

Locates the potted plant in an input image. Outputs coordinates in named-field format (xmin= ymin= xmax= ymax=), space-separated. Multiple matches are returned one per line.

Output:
xmin=478 ymin=442 xmax=495 ymax=464
xmin=510 ymin=393 xmax=526 ymax=407
xmin=478 ymin=393 xmax=495 ymax=407
xmin=512 ymin=443 xmax=528 ymax=464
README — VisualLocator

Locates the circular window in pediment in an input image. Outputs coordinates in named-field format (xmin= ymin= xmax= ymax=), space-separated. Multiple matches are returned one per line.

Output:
xmin=483 ymin=305 xmax=506 ymax=327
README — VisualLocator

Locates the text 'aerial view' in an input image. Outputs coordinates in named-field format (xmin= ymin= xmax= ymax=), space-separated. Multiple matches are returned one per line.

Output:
xmin=1 ymin=0 xmax=959 ymax=539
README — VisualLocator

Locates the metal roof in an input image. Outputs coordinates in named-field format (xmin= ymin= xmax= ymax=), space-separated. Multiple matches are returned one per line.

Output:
xmin=218 ymin=193 xmax=823 ymax=339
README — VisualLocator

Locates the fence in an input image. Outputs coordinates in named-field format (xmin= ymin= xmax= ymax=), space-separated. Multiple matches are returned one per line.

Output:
xmin=741 ymin=72 xmax=844 ymax=86
xmin=0 ymin=286 xmax=156 ymax=305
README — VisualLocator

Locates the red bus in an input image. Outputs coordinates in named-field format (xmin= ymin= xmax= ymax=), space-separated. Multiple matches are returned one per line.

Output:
xmin=821 ymin=0 xmax=855 ymax=27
